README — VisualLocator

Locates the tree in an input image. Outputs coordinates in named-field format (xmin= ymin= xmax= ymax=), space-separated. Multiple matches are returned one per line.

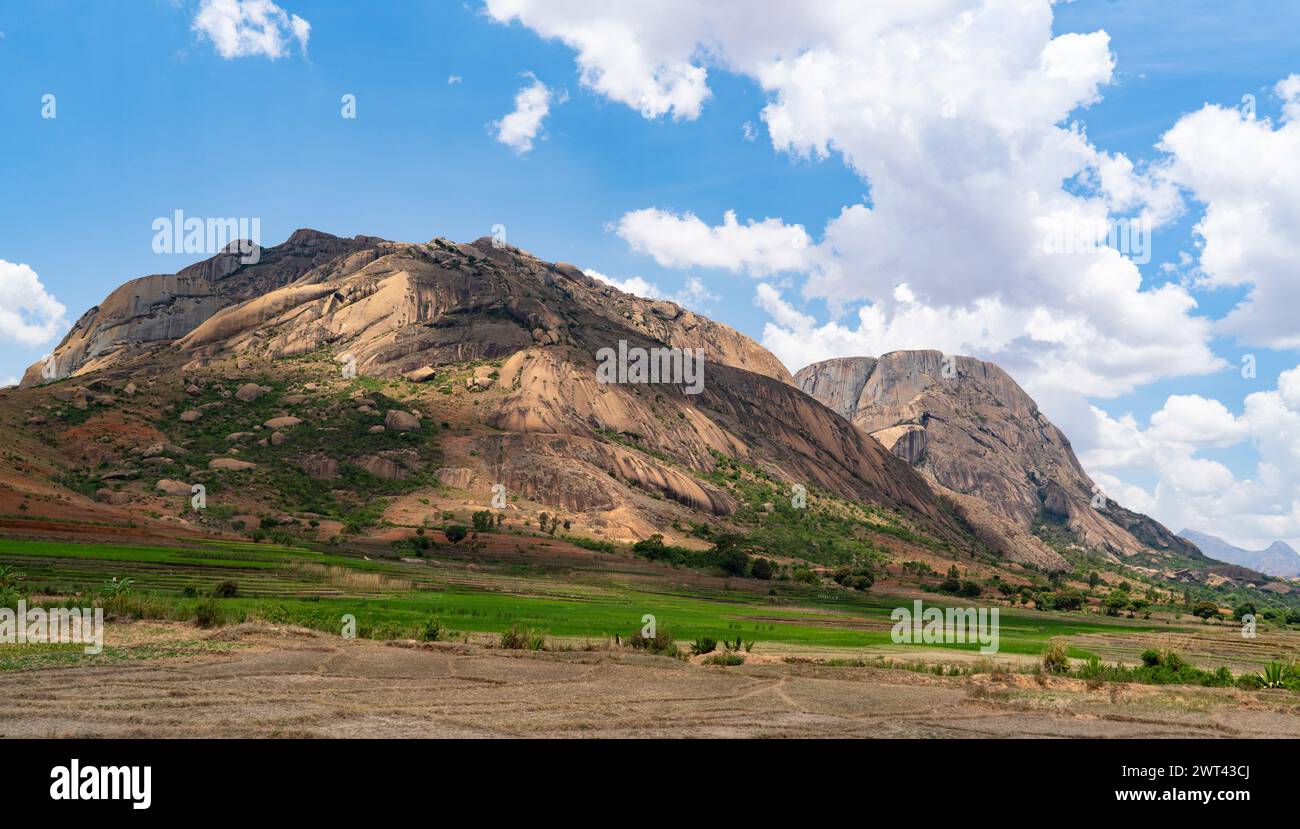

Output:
xmin=1192 ymin=600 xmax=1219 ymax=619
xmin=749 ymin=558 xmax=775 ymax=580
xmin=472 ymin=510 xmax=494 ymax=533
xmin=444 ymin=525 xmax=469 ymax=544
xmin=1103 ymin=591 xmax=1129 ymax=616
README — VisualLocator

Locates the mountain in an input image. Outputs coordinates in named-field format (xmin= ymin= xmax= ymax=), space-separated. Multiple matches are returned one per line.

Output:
xmin=794 ymin=351 xmax=1207 ymax=568
xmin=1179 ymin=530 xmax=1300 ymax=579
xmin=2 ymin=229 xmax=965 ymax=554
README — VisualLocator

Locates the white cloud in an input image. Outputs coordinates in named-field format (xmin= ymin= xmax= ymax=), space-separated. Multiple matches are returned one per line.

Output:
xmin=193 ymin=0 xmax=310 ymax=60
xmin=448 ymin=75 xmax=463 ymax=85
xmin=1081 ymin=368 xmax=1300 ymax=551
xmin=1156 ymin=77 xmax=1300 ymax=349
xmin=485 ymin=0 xmax=711 ymax=120
xmin=1 ymin=377 xmax=18 ymax=388
xmin=0 ymin=260 xmax=66 ymax=347
xmin=741 ymin=121 xmax=757 ymax=142
xmin=615 ymin=209 xmax=813 ymax=276
xmin=501 ymin=2 xmax=1226 ymax=398
xmin=492 ymin=73 xmax=559 ymax=155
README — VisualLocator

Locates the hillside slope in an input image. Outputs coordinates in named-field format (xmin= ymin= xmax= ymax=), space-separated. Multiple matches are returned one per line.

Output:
xmin=2 ymin=230 xmax=964 ymax=555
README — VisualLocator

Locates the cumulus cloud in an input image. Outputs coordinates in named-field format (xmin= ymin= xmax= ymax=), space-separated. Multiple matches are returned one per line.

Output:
xmin=497 ymin=2 xmax=1223 ymax=398
xmin=492 ymin=73 xmax=560 ymax=155
xmin=0 ymin=260 xmax=66 ymax=347
xmin=1081 ymin=369 xmax=1300 ymax=551
xmin=193 ymin=0 xmax=310 ymax=60
xmin=615 ymin=209 xmax=812 ymax=276
xmin=1156 ymin=76 xmax=1300 ymax=349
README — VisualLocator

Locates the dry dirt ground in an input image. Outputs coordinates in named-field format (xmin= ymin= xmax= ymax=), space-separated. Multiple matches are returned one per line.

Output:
xmin=2 ymin=622 xmax=1299 ymax=738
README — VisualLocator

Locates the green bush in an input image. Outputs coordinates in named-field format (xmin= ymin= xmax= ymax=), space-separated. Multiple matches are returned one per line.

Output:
xmin=194 ymin=599 xmax=223 ymax=628
xmin=500 ymin=624 xmax=545 ymax=650
xmin=212 ymin=580 xmax=239 ymax=599
xmin=690 ymin=636 xmax=718 ymax=656
xmin=418 ymin=616 xmax=444 ymax=642
xmin=628 ymin=625 xmax=678 ymax=657
xmin=444 ymin=525 xmax=469 ymax=544
xmin=703 ymin=652 xmax=744 ymax=666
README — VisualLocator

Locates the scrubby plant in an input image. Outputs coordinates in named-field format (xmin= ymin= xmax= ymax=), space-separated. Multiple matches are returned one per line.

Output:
xmin=703 ymin=652 xmax=745 ymax=666
xmin=212 ymin=580 xmax=239 ymax=599
xmin=194 ymin=598 xmax=223 ymax=628
xmin=418 ymin=616 xmax=444 ymax=642
xmin=628 ymin=625 xmax=678 ymax=657
xmin=1040 ymin=640 xmax=1070 ymax=675
xmin=500 ymin=624 xmax=546 ymax=651
xmin=690 ymin=636 xmax=718 ymax=656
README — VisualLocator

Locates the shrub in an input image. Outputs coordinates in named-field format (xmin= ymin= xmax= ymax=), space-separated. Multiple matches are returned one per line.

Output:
xmin=958 ymin=580 xmax=982 ymax=598
xmin=628 ymin=625 xmax=678 ymax=657
xmin=1192 ymin=600 xmax=1219 ymax=619
xmin=703 ymin=652 xmax=745 ymax=666
xmin=471 ymin=510 xmax=494 ymax=533
xmin=690 ymin=636 xmax=718 ymax=656
xmin=1258 ymin=661 xmax=1287 ymax=689
xmin=833 ymin=565 xmax=875 ymax=591
xmin=1040 ymin=640 xmax=1070 ymax=675
xmin=444 ymin=525 xmax=469 ymax=544
xmin=180 ymin=586 xmax=198 ymax=598
xmin=418 ymin=616 xmax=444 ymax=642
xmin=749 ymin=557 xmax=775 ymax=580
xmin=792 ymin=568 xmax=820 ymax=585
xmin=500 ymin=624 xmax=545 ymax=650
xmin=212 ymin=580 xmax=239 ymax=599
xmin=194 ymin=599 xmax=223 ymax=628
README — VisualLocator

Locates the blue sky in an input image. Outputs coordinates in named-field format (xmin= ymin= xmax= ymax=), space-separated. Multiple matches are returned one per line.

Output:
xmin=2 ymin=0 xmax=1299 ymax=549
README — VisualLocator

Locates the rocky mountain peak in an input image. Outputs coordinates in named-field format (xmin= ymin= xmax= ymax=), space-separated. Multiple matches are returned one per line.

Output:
xmin=798 ymin=350 xmax=1202 ymax=565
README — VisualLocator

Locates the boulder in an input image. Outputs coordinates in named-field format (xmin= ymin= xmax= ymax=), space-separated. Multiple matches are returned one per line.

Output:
xmin=179 ymin=409 xmax=202 ymax=422
xmin=155 ymin=479 xmax=193 ymax=496
xmin=235 ymin=383 xmax=268 ymax=402
xmin=264 ymin=416 xmax=302 ymax=429
xmin=384 ymin=410 xmax=420 ymax=432
xmin=209 ymin=458 xmax=256 ymax=471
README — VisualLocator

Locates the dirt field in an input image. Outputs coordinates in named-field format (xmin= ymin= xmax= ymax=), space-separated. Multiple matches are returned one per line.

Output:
xmin=3 ymin=622 xmax=1299 ymax=738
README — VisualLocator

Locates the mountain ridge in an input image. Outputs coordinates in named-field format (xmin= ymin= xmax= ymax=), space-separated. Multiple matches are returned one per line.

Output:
xmin=1179 ymin=530 xmax=1300 ymax=579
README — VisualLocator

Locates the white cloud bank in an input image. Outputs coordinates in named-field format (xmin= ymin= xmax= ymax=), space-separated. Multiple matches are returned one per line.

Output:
xmin=0 ymin=260 xmax=66 ymax=348
xmin=486 ymin=0 xmax=1213 ymax=401
xmin=1083 ymin=367 xmax=1300 ymax=551
xmin=193 ymin=0 xmax=310 ymax=60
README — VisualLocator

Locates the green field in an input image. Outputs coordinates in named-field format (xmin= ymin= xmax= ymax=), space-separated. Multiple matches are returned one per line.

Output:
xmin=0 ymin=537 xmax=1178 ymax=658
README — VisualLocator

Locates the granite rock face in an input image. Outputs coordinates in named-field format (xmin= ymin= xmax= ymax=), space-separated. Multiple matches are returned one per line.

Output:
xmin=797 ymin=350 xmax=1204 ymax=566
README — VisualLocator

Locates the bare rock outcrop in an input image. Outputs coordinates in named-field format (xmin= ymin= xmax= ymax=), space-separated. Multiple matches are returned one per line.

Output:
xmin=796 ymin=350 xmax=1202 ymax=564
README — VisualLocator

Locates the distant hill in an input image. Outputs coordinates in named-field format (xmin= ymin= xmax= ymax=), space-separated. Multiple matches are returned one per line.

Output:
xmin=1179 ymin=530 xmax=1300 ymax=579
